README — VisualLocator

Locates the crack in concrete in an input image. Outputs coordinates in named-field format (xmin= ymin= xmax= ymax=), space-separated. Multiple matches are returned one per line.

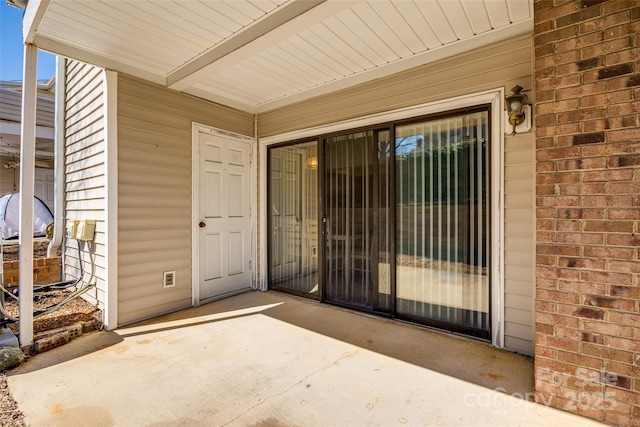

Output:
xmin=221 ymin=349 xmax=361 ymax=426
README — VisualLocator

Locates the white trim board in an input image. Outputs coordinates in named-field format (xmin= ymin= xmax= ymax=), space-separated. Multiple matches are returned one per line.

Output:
xmin=103 ymin=69 xmax=119 ymax=330
xmin=260 ymin=88 xmax=506 ymax=348
xmin=261 ymin=89 xmax=505 ymax=145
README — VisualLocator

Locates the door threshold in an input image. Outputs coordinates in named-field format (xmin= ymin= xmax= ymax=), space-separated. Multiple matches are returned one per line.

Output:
xmin=198 ymin=287 xmax=253 ymax=306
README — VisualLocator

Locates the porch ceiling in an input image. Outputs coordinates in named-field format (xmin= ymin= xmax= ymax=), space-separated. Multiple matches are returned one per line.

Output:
xmin=0 ymin=81 xmax=55 ymax=162
xmin=24 ymin=0 xmax=533 ymax=114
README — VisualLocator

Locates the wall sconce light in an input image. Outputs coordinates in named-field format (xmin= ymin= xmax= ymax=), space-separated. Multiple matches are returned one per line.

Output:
xmin=505 ymin=85 xmax=531 ymax=135
xmin=303 ymin=156 xmax=318 ymax=170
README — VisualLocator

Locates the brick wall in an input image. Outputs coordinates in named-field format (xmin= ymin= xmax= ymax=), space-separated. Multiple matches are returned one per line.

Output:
xmin=534 ymin=0 xmax=640 ymax=425
xmin=2 ymin=258 xmax=62 ymax=286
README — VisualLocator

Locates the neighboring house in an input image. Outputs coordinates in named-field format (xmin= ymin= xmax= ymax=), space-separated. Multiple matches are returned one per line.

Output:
xmin=0 ymin=79 xmax=55 ymax=211
xmin=11 ymin=0 xmax=639 ymax=425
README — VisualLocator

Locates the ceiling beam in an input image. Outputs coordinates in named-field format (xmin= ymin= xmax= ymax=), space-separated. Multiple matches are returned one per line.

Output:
xmin=23 ymin=0 xmax=49 ymax=44
xmin=0 ymin=120 xmax=54 ymax=139
xmin=31 ymin=35 xmax=167 ymax=86
xmin=168 ymin=0 xmax=358 ymax=91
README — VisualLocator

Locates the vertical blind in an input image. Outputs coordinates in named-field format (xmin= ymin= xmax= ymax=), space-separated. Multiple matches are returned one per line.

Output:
xmin=395 ymin=110 xmax=490 ymax=335
xmin=324 ymin=130 xmax=391 ymax=311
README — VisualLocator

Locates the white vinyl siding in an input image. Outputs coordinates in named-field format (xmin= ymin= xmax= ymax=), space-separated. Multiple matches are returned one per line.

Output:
xmin=63 ymin=60 xmax=107 ymax=309
xmin=117 ymin=76 xmax=253 ymax=325
xmin=258 ymin=36 xmax=535 ymax=354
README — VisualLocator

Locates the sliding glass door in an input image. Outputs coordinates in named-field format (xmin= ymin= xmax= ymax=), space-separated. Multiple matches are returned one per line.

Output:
xmin=267 ymin=107 xmax=491 ymax=339
xmin=395 ymin=110 xmax=490 ymax=337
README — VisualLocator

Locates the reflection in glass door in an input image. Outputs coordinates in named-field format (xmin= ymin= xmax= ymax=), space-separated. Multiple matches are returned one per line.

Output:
xmin=323 ymin=130 xmax=391 ymax=311
xmin=395 ymin=110 xmax=490 ymax=338
xmin=268 ymin=141 xmax=319 ymax=296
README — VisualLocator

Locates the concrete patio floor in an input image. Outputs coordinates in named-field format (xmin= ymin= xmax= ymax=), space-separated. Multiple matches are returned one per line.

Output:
xmin=9 ymin=291 xmax=602 ymax=426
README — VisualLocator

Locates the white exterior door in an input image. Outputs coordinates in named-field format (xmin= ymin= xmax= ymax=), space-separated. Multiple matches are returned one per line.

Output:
xmin=196 ymin=129 xmax=252 ymax=302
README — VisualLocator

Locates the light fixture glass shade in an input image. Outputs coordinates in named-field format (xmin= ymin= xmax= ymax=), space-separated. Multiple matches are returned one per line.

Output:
xmin=303 ymin=156 xmax=318 ymax=170
xmin=506 ymin=85 xmax=528 ymax=134
xmin=509 ymin=100 xmax=522 ymax=112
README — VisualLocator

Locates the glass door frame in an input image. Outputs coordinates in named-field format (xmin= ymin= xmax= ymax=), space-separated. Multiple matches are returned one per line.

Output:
xmin=266 ymin=139 xmax=322 ymax=300
xmin=260 ymin=88 xmax=505 ymax=347
xmin=319 ymin=127 xmax=395 ymax=315
xmin=317 ymin=105 xmax=492 ymax=340
xmin=268 ymin=107 xmax=493 ymax=337
xmin=393 ymin=106 xmax=493 ymax=339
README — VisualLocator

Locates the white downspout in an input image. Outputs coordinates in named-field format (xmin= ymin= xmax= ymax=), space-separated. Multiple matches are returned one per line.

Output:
xmin=18 ymin=44 xmax=38 ymax=347
xmin=47 ymin=57 xmax=66 ymax=258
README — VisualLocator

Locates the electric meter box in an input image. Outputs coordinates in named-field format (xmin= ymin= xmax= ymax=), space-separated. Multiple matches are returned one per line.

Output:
xmin=66 ymin=220 xmax=80 ymax=239
xmin=76 ymin=220 xmax=96 ymax=241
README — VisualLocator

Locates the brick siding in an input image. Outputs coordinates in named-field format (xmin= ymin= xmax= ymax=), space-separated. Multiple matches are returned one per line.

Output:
xmin=534 ymin=0 xmax=640 ymax=425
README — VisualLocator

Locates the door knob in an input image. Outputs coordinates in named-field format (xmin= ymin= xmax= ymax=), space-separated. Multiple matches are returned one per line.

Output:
xmin=199 ymin=221 xmax=206 ymax=228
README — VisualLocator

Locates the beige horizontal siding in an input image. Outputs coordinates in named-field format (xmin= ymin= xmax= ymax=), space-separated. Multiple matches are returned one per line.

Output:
xmin=505 ymin=208 xmax=534 ymax=223
xmin=503 ymin=128 xmax=535 ymax=355
xmin=257 ymin=35 xmax=535 ymax=354
xmin=118 ymin=217 xmax=191 ymax=232
xmin=118 ymin=252 xmax=191 ymax=278
xmin=118 ymin=182 xmax=189 ymax=199
xmin=116 ymin=75 xmax=253 ymax=325
xmin=118 ymin=296 xmax=191 ymax=327
xmin=118 ymin=77 xmax=253 ymax=136
xmin=63 ymin=60 xmax=108 ymax=310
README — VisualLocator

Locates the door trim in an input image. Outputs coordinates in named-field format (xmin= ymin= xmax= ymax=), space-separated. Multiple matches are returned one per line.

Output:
xmin=191 ymin=122 xmax=257 ymax=306
xmin=259 ymin=89 xmax=505 ymax=348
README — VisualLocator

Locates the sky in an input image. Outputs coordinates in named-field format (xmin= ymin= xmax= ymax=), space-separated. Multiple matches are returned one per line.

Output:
xmin=0 ymin=2 xmax=56 ymax=82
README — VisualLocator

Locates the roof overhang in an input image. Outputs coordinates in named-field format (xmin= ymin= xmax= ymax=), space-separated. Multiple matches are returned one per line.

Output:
xmin=22 ymin=0 xmax=533 ymax=114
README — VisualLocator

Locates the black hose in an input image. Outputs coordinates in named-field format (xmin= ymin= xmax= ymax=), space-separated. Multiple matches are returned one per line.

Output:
xmin=4 ymin=278 xmax=79 ymax=297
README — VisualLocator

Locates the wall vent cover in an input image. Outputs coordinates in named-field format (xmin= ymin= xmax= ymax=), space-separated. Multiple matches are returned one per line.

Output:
xmin=163 ymin=271 xmax=176 ymax=288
